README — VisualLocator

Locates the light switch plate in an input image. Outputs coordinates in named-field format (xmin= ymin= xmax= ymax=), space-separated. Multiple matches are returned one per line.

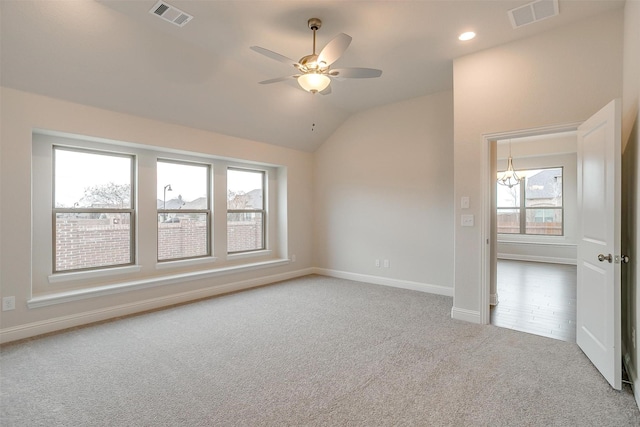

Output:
xmin=461 ymin=197 xmax=470 ymax=209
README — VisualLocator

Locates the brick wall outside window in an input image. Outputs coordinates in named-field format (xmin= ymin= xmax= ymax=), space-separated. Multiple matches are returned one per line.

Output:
xmin=55 ymin=218 xmax=263 ymax=271
xmin=55 ymin=219 xmax=131 ymax=271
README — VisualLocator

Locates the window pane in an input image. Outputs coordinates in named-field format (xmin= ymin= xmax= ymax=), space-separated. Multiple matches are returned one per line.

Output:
xmin=158 ymin=213 xmax=209 ymax=260
xmin=525 ymin=168 xmax=562 ymax=207
xmin=497 ymin=209 xmax=520 ymax=234
xmin=55 ymin=148 xmax=132 ymax=209
xmin=55 ymin=213 xmax=131 ymax=271
xmin=525 ymin=208 xmax=562 ymax=235
xmin=157 ymin=161 xmax=210 ymax=261
xmin=228 ymin=212 xmax=263 ymax=252
xmin=157 ymin=161 xmax=208 ymax=210
xmin=228 ymin=169 xmax=264 ymax=209
xmin=496 ymin=181 xmax=520 ymax=208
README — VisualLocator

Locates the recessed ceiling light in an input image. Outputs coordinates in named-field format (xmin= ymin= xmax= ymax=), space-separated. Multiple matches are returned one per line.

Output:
xmin=458 ymin=31 xmax=476 ymax=41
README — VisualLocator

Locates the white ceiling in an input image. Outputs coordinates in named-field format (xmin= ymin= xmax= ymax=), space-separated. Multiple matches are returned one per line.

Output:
xmin=0 ymin=0 xmax=624 ymax=152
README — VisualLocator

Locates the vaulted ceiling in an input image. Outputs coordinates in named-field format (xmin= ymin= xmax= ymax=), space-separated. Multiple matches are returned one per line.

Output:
xmin=0 ymin=0 xmax=624 ymax=151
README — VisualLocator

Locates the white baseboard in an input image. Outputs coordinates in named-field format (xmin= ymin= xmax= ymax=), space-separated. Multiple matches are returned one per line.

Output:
xmin=451 ymin=306 xmax=481 ymax=324
xmin=0 ymin=268 xmax=313 ymax=344
xmin=498 ymin=253 xmax=576 ymax=265
xmin=312 ymin=268 xmax=453 ymax=297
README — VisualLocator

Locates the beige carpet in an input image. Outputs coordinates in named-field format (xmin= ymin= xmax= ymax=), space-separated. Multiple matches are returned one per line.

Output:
xmin=1 ymin=275 xmax=638 ymax=426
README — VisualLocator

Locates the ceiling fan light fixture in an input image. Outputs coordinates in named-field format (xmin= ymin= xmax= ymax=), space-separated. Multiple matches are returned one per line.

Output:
xmin=298 ymin=73 xmax=330 ymax=93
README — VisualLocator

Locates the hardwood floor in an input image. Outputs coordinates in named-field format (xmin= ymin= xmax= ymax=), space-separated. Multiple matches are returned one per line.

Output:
xmin=490 ymin=260 xmax=577 ymax=343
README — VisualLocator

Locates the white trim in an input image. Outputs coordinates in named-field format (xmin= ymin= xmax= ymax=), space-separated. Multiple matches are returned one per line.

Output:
xmin=156 ymin=256 xmax=218 ymax=270
xmin=481 ymin=122 xmax=582 ymax=326
xmin=480 ymin=125 xmax=492 ymax=324
xmin=312 ymin=268 xmax=453 ymax=297
xmin=2 ymin=267 xmax=314 ymax=344
xmin=490 ymin=293 xmax=498 ymax=306
xmin=451 ymin=306 xmax=481 ymax=323
xmin=48 ymin=265 xmax=142 ymax=283
xmin=29 ymin=259 xmax=290 ymax=309
xmin=226 ymin=250 xmax=272 ymax=261
xmin=497 ymin=253 xmax=577 ymax=265
xmin=484 ymin=122 xmax=582 ymax=141
xmin=497 ymin=240 xmax=576 ymax=247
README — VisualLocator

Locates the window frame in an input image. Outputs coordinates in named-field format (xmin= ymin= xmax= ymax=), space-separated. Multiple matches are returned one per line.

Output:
xmin=52 ymin=145 xmax=136 ymax=273
xmin=226 ymin=167 xmax=267 ymax=254
xmin=156 ymin=158 xmax=212 ymax=262
xmin=496 ymin=166 xmax=564 ymax=236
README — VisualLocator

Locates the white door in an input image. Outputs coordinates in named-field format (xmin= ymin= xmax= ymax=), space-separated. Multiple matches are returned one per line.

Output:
xmin=576 ymin=99 xmax=622 ymax=390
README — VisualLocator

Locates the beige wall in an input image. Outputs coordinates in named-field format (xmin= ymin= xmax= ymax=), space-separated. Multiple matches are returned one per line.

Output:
xmin=452 ymin=8 xmax=624 ymax=321
xmin=0 ymin=87 xmax=314 ymax=342
xmin=622 ymin=0 xmax=640 ymax=407
xmin=314 ymin=91 xmax=454 ymax=294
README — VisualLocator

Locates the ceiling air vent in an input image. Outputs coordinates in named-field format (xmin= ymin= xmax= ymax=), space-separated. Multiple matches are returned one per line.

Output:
xmin=149 ymin=1 xmax=193 ymax=27
xmin=508 ymin=0 xmax=559 ymax=29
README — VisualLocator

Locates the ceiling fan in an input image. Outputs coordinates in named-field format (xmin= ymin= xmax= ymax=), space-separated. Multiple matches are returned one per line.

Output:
xmin=250 ymin=18 xmax=382 ymax=94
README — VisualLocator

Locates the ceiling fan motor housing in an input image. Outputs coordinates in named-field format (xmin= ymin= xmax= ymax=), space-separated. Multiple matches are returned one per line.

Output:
xmin=308 ymin=18 xmax=322 ymax=30
xmin=298 ymin=54 xmax=328 ymax=72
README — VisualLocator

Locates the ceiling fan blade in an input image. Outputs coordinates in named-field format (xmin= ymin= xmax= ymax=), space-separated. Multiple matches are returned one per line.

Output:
xmin=330 ymin=67 xmax=383 ymax=78
xmin=258 ymin=75 xmax=297 ymax=84
xmin=250 ymin=46 xmax=298 ymax=67
xmin=317 ymin=33 xmax=352 ymax=66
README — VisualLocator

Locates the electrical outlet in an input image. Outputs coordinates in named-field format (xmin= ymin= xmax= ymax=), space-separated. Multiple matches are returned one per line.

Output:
xmin=383 ymin=259 xmax=390 ymax=268
xmin=290 ymin=254 xmax=296 ymax=262
xmin=2 ymin=296 xmax=16 ymax=311
xmin=375 ymin=259 xmax=380 ymax=268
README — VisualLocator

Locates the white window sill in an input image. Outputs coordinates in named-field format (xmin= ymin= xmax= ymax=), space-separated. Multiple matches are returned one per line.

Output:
xmin=156 ymin=256 xmax=218 ymax=270
xmin=48 ymin=265 xmax=142 ymax=284
xmin=497 ymin=238 xmax=575 ymax=247
xmin=29 ymin=258 xmax=290 ymax=309
xmin=227 ymin=249 xmax=272 ymax=261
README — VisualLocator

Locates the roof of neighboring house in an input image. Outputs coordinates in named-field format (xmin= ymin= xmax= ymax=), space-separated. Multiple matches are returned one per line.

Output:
xmin=526 ymin=169 xmax=562 ymax=200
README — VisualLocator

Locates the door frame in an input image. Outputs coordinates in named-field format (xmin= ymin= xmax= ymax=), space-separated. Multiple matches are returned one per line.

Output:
xmin=480 ymin=122 xmax=583 ymax=324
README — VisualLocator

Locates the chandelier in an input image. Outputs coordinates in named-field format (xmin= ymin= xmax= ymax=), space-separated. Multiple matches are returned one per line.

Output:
xmin=497 ymin=140 xmax=521 ymax=188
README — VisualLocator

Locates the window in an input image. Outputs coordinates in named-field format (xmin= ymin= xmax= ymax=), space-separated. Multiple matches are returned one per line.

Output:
xmin=227 ymin=168 xmax=265 ymax=253
xmin=497 ymin=167 xmax=563 ymax=236
xmin=53 ymin=146 xmax=135 ymax=272
xmin=157 ymin=160 xmax=211 ymax=261
xmin=34 ymin=131 xmax=284 ymax=302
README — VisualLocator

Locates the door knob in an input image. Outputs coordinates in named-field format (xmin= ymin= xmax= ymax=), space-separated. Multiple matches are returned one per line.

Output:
xmin=598 ymin=253 xmax=613 ymax=263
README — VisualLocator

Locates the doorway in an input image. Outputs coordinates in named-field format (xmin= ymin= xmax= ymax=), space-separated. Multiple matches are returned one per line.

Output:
xmin=481 ymin=101 xmax=623 ymax=389
xmin=489 ymin=131 xmax=578 ymax=343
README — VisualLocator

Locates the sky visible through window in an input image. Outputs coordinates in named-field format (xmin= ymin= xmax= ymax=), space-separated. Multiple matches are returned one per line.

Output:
xmin=55 ymin=150 xmax=263 ymax=207
xmin=228 ymin=169 xmax=263 ymax=196
xmin=54 ymin=148 xmax=131 ymax=208
xmin=157 ymin=161 xmax=207 ymax=203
